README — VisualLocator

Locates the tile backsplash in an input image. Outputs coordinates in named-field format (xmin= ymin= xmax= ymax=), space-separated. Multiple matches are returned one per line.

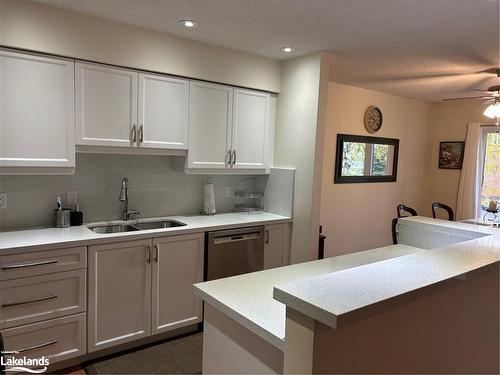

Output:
xmin=0 ymin=154 xmax=269 ymax=231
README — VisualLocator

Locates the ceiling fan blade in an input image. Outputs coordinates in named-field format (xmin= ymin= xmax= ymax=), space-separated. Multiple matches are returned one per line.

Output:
xmin=476 ymin=68 xmax=500 ymax=76
xmin=442 ymin=96 xmax=495 ymax=101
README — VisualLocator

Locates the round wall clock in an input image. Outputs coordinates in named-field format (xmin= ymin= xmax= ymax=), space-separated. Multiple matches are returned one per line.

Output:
xmin=364 ymin=105 xmax=383 ymax=133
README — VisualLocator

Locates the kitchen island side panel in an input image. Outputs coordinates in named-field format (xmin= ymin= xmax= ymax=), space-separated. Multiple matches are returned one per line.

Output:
xmin=311 ymin=262 xmax=499 ymax=374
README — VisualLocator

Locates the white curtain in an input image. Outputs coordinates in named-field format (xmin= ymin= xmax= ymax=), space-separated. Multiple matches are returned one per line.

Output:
xmin=456 ymin=123 xmax=486 ymax=220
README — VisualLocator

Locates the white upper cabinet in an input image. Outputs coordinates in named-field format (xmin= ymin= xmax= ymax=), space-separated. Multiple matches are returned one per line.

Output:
xmin=231 ymin=89 xmax=270 ymax=169
xmin=138 ymin=73 xmax=189 ymax=150
xmin=187 ymin=82 xmax=275 ymax=172
xmin=0 ymin=50 xmax=75 ymax=171
xmin=188 ymin=81 xmax=233 ymax=169
xmin=76 ymin=63 xmax=138 ymax=148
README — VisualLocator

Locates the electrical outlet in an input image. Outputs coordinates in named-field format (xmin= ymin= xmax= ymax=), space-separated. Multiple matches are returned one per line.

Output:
xmin=0 ymin=192 xmax=7 ymax=209
xmin=67 ymin=191 xmax=78 ymax=206
xmin=225 ymin=187 xmax=232 ymax=198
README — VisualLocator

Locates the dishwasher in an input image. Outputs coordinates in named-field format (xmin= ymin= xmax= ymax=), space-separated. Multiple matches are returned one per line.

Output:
xmin=205 ymin=226 xmax=264 ymax=281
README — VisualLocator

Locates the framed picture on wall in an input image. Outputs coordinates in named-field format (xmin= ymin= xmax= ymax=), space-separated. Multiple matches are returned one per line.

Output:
xmin=439 ymin=141 xmax=465 ymax=169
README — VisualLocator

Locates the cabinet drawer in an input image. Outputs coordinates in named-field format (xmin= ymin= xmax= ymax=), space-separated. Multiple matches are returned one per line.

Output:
xmin=1 ymin=313 xmax=86 ymax=365
xmin=0 ymin=246 xmax=86 ymax=280
xmin=0 ymin=269 xmax=86 ymax=329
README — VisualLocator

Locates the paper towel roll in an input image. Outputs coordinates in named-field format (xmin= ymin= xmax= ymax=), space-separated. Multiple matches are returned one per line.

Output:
xmin=203 ymin=183 xmax=216 ymax=215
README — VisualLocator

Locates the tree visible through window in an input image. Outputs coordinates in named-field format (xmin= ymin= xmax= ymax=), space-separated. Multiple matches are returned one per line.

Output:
xmin=342 ymin=142 xmax=392 ymax=176
xmin=480 ymin=131 xmax=500 ymax=209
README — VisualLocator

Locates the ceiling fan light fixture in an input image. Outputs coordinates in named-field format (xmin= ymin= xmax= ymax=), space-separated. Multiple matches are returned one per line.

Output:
xmin=483 ymin=101 xmax=500 ymax=119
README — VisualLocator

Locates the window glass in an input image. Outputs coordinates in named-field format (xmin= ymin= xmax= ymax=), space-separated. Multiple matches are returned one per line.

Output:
xmin=481 ymin=131 xmax=500 ymax=209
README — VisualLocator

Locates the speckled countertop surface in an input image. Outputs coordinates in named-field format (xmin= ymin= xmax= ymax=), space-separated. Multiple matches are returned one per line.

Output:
xmin=0 ymin=212 xmax=291 ymax=251
xmin=273 ymin=217 xmax=500 ymax=331
xmin=193 ymin=244 xmax=424 ymax=350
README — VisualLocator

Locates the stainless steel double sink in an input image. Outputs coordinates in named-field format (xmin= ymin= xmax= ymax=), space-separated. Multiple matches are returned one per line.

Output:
xmin=88 ymin=219 xmax=187 ymax=234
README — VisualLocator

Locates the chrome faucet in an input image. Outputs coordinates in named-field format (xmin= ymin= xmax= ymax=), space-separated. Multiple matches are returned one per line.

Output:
xmin=119 ymin=177 xmax=140 ymax=221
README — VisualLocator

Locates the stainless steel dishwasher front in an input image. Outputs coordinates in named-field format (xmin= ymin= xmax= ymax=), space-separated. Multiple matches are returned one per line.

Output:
xmin=205 ymin=226 xmax=264 ymax=281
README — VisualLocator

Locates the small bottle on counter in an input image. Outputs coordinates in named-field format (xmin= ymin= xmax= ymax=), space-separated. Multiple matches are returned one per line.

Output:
xmin=70 ymin=204 xmax=83 ymax=226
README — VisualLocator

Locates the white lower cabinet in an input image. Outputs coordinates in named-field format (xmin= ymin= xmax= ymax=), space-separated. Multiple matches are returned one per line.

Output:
xmin=88 ymin=233 xmax=204 ymax=352
xmin=88 ymin=239 xmax=152 ymax=352
xmin=152 ymin=233 xmax=204 ymax=334
xmin=0 ymin=269 xmax=86 ymax=329
xmin=1 ymin=313 xmax=86 ymax=365
xmin=264 ymin=223 xmax=292 ymax=269
xmin=0 ymin=245 xmax=87 ymax=365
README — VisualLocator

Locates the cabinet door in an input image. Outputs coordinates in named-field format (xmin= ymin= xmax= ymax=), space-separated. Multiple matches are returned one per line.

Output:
xmin=264 ymin=223 xmax=291 ymax=270
xmin=88 ymin=239 xmax=151 ymax=352
xmin=138 ymin=73 xmax=189 ymax=150
xmin=0 ymin=50 xmax=74 ymax=168
xmin=152 ymin=233 xmax=204 ymax=334
xmin=231 ymin=89 xmax=269 ymax=169
xmin=76 ymin=63 xmax=137 ymax=147
xmin=188 ymin=81 xmax=233 ymax=169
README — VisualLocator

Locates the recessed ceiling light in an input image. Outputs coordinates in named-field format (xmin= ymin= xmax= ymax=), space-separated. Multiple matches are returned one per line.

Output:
xmin=179 ymin=20 xmax=197 ymax=28
xmin=281 ymin=47 xmax=295 ymax=53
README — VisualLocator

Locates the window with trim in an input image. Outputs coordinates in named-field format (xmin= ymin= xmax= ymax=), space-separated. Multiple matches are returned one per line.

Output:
xmin=480 ymin=129 xmax=500 ymax=210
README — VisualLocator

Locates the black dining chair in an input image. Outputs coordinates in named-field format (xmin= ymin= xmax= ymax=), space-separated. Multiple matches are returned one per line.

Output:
xmin=397 ymin=204 xmax=418 ymax=218
xmin=432 ymin=202 xmax=454 ymax=221
xmin=391 ymin=218 xmax=399 ymax=244
xmin=393 ymin=204 xmax=418 ymax=244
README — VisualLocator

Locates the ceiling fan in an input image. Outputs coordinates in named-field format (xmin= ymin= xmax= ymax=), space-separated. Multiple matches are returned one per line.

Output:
xmin=442 ymin=68 xmax=500 ymax=120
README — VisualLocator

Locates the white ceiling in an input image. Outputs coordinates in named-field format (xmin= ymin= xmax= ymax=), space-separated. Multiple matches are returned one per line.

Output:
xmin=37 ymin=0 xmax=500 ymax=101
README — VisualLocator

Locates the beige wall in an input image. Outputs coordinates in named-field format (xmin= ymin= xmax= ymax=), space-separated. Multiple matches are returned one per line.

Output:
xmin=274 ymin=53 xmax=329 ymax=263
xmin=0 ymin=0 xmax=281 ymax=92
xmin=320 ymin=82 xmax=433 ymax=256
xmin=429 ymin=101 xmax=490 ymax=214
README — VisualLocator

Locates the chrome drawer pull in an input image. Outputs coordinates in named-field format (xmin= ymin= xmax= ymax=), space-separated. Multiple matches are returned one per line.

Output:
xmin=154 ymin=244 xmax=159 ymax=263
xmin=139 ymin=125 xmax=144 ymax=144
xmin=2 ymin=295 xmax=58 ymax=308
xmin=17 ymin=340 xmax=58 ymax=353
xmin=131 ymin=124 xmax=137 ymax=143
xmin=1 ymin=259 xmax=58 ymax=270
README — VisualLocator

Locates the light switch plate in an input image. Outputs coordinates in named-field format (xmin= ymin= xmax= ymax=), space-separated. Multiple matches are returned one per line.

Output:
xmin=0 ymin=192 xmax=7 ymax=209
xmin=67 ymin=191 xmax=78 ymax=206
xmin=225 ymin=187 xmax=232 ymax=198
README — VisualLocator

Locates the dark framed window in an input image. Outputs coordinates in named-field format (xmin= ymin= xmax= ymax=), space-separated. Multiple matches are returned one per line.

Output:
xmin=334 ymin=134 xmax=399 ymax=184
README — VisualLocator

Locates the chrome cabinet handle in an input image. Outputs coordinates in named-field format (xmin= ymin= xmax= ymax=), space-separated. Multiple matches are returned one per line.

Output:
xmin=2 ymin=295 xmax=57 ymax=308
xmin=139 ymin=125 xmax=144 ymax=145
xmin=227 ymin=150 xmax=232 ymax=167
xmin=1 ymin=259 xmax=58 ymax=270
xmin=154 ymin=245 xmax=159 ymax=263
xmin=131 ymin=124 xmax=137 ymax=143
xmin=265 ymin=230 xmax=270 ymax=245
xmin=17 ymin=340 xmax=58 ymax=353
xmin=232 ymin=150 xmax=237 ymax=166
xmin=146 ymin=246 xmax=151 ymax=263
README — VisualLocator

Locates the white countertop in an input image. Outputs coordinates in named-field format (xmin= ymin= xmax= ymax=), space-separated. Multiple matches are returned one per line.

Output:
xmin=0 ymin=212 xmax=291 ymax=251
xmin=193 ymin=244 xmax=424 ymax=350
xmin=273 ymin=217 xmax=500 ymax=331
